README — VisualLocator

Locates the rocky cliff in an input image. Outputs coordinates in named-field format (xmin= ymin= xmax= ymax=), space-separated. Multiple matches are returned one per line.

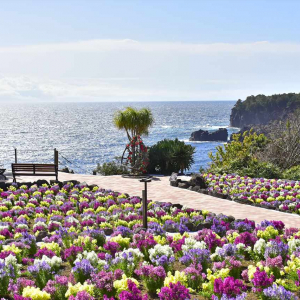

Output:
xmin=190 ymin=128 xmax=228 ymax=141
xmin=230 ymin=93 xmax=300 ymax=128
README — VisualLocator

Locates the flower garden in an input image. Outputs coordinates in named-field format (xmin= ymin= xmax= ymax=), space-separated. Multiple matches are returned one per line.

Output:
xmin=203 ymin=173 xmax=300 ymax=215
xmin=0 ymin=182 xmax=300 ymax=300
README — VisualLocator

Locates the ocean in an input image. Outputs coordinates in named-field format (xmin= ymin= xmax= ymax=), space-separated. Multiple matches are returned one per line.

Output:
xmin=0 ymin=101 xmax=239 ymax=174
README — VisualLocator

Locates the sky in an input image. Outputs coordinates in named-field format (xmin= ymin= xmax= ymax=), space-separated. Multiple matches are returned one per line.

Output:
xmin=0 ymin=0 xmax=300 ymax=102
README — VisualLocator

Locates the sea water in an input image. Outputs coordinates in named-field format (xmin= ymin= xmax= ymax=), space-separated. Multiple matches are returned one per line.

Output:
xmin=0 ymin=101 xmax=239 ymax=173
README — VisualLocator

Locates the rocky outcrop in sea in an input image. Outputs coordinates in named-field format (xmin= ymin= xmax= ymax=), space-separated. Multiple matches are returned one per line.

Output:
xmin=189 ymin=128 xmax=228 ymax=141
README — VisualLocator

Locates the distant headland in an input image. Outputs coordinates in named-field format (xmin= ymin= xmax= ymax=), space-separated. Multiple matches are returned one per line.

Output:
xmin=230 ymin=93 xmax=300 ymax=128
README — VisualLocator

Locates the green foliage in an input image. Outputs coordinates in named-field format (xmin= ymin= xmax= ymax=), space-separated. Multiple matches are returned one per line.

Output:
xmin=283 ymin=165 xmax=300 ymax=180
xmin=148 ymin=138 xmax=195 ymax=175
xmin=94 ymin=160 xmax=129 ymax=176
xmin=207 ymin=130 xmax=281 ymax=178
xmin=114 ymin=107 xmax=153 ymax=173
xmin=114 ymin=107 xmax=154 ymax=141
xmin=233 ymin=93 xmax=300 ymax=112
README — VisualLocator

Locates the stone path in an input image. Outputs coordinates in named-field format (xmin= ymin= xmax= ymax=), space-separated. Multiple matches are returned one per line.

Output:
xmin=7 ymin=172 xmax=300 ymax=228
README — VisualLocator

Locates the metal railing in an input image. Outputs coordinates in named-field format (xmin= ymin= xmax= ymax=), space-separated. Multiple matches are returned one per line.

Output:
xmin=0 ymin=148 xmax=92 ymax=174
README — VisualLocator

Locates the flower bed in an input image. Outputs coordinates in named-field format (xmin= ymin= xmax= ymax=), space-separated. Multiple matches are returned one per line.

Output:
xmin=203 ymin=173 xmax=300 ymax=215
xmin=0 ymin=182 xmax=299 ymax=299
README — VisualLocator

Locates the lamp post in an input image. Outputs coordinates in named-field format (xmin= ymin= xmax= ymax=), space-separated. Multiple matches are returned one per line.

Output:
xmin=140 ymin=177 xmax=151 ymax=229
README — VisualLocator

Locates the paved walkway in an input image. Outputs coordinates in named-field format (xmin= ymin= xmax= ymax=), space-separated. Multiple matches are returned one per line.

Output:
xmin=5 ymin=172 xmax=300 ymax=228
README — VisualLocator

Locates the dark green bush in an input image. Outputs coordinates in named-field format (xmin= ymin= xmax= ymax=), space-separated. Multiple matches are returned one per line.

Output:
xmin=148 ymin=138 xmax=195 ymax=175
xmin=94 ymin=161 xmax=129 ymax=176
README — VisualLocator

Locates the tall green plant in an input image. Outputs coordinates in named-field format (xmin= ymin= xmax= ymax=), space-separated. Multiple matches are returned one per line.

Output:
xmin=114 ymin=107 xmax=154 ymax=141
xmin=114 ymin=107 xmax=154 ymax=169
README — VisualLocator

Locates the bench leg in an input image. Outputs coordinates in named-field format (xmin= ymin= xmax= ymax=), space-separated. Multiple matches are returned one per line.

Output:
xmin=13 ymin=176 xmax=16 ymax=183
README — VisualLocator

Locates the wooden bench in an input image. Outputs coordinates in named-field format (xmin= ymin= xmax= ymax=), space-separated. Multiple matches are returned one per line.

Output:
xmin=12 ymin=163 xmax=58 ymax=182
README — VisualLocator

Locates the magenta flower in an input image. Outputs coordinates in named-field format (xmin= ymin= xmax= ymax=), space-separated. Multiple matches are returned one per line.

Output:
xmin=251 ymin=268 xmax=274 ymax=292
xmin=158 ymin=282 xmax=190 ymax=300
xmin=213 ymin=277 xmax=246 ymax=297
xmin=119 ymin=280 xmax=148 ymax=300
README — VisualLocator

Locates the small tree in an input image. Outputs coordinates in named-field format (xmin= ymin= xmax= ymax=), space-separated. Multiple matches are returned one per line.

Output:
xmin=114 ymin=107 xmax=154 ymax=174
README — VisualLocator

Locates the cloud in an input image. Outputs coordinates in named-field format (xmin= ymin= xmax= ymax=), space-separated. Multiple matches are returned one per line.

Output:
xmin=0 ymin=39 xmax=299 ymax=101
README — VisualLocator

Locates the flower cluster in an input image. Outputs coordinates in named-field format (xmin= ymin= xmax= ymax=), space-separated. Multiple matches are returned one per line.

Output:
xmin=203 ymin=173 xmax=300 ymax=214
xmin=0 ymin=182 xmax=298 ymax=299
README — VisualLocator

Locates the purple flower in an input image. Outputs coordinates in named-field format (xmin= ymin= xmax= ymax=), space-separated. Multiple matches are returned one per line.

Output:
xmin=264 ymin=241 xmax=289 ymax=260
xmin=35 ymin=248 xmax=56 ymax=258
xmin=72 ymin=259 xmax=96 ymax=283
xmin=251 ymin=268 xmax=274 ymax=292
xmin=147 ymin=222 xmax=165 ymax=236
xmin=135 ymin=265 xmax=166 ymax=293
xmin=234 ymin=232 xmax=257 ymax=247
xmin=103 ymin=241 xmax=121 ymax=257
xmin=263 ymin=284 xmax=298 ymax=300
xmin=213 ymin=277 xmax=247 ymax=297
xmin=180 ymin=248 xmax=211 ymax=271
xmin=64 ymin=246 xmax=83 ymax=264
xmin=69 ymin=291 xmax=95 ymax=300
xmin=158 ymin=282 xmax=190 ymax=300
xmin=119 ymin=280 xmax=148 ymax=300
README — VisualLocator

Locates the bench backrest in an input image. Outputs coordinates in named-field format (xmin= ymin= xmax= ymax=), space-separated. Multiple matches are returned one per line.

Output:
xmin=12 ymin=163 xmax=58 ymax=174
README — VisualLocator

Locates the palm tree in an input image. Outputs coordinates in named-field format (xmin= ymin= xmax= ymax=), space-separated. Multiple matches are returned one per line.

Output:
xmin=114 ymin=107 xmax=154 ymax=141
xmin=114 ymin=107 xmax=154 ymax=169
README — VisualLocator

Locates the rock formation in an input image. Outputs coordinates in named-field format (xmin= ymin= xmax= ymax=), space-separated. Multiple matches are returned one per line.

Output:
xmin=189 ymin=128 xmax=228 ymax=142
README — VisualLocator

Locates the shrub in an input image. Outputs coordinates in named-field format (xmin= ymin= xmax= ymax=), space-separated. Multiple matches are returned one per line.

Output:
xmin=147 ymin=139 xmax=195 ymax=175
xmin=94 ymin=160 xmax=129 ymax=176
xmin=283 ymin=165 xmax=300 ymax=180
xmin=207 ymin=130 xmax=276 ymax=177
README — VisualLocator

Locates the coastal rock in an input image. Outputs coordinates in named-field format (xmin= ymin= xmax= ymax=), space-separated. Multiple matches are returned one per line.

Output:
xmin=189 ymin=128 xmax=228 ymax=142
xmin=230 ymin=93 xmax=300 ymax=128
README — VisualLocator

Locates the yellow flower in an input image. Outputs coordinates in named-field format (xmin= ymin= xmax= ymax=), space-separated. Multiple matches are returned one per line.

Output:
xmin=154 ymin=235 xmax=167 ymax=245
xmin=3 ymin=244 xmax=22 ymax=255
xmin=66 ymin=210 xmax=76 ymax=216
xmin=14 ymin=232 xmax=22 ymax=239
xmin=164 ymin=271 xmax=187 ymax=287
xmin=23 ymin=287 xmax=51 ymax=300
xmin=113 ymin=274 xmax=139 ymax=293
xmin=110 ymin=235 xmax=130 ymax=249
xmin=65 ymin=282 xmax=94 ymax=298
xmin=95 ymin=206 xmax=106 ymax=213
xmin=39 ymin=242 xmax=61 ymax=255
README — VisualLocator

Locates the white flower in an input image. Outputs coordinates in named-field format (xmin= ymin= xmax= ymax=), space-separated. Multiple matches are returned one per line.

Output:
xmin=149 ymin=244 xmax=174 ymax=261
xmin=85 ymin=251 xmax=99 ymax=266
xmin=116 ymin=248 xmax=144 ymax=261
xmin=17 ymin=224 xmax=28 ymax=229
xmin=74 ymin=251 xmax=99 ymax=267
xmin=33 ymin=221 xmax=47 ymax=229
xmin=35 ymin=255 xmax=62 ymax=269
xmin=253 ymin=239 xmax=266 ymax=255
xmin=0 ymin=225 xmax=9 ymax=231
xmin=5 ymin=254 xmax=18 ymax=266
xmin=66 ymin=216 xmax=79 ymax=224
xmin=182 ymin=237 xmax=207 ymax=253
xmin=288 ymin=239 xmax=300 ymax=253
